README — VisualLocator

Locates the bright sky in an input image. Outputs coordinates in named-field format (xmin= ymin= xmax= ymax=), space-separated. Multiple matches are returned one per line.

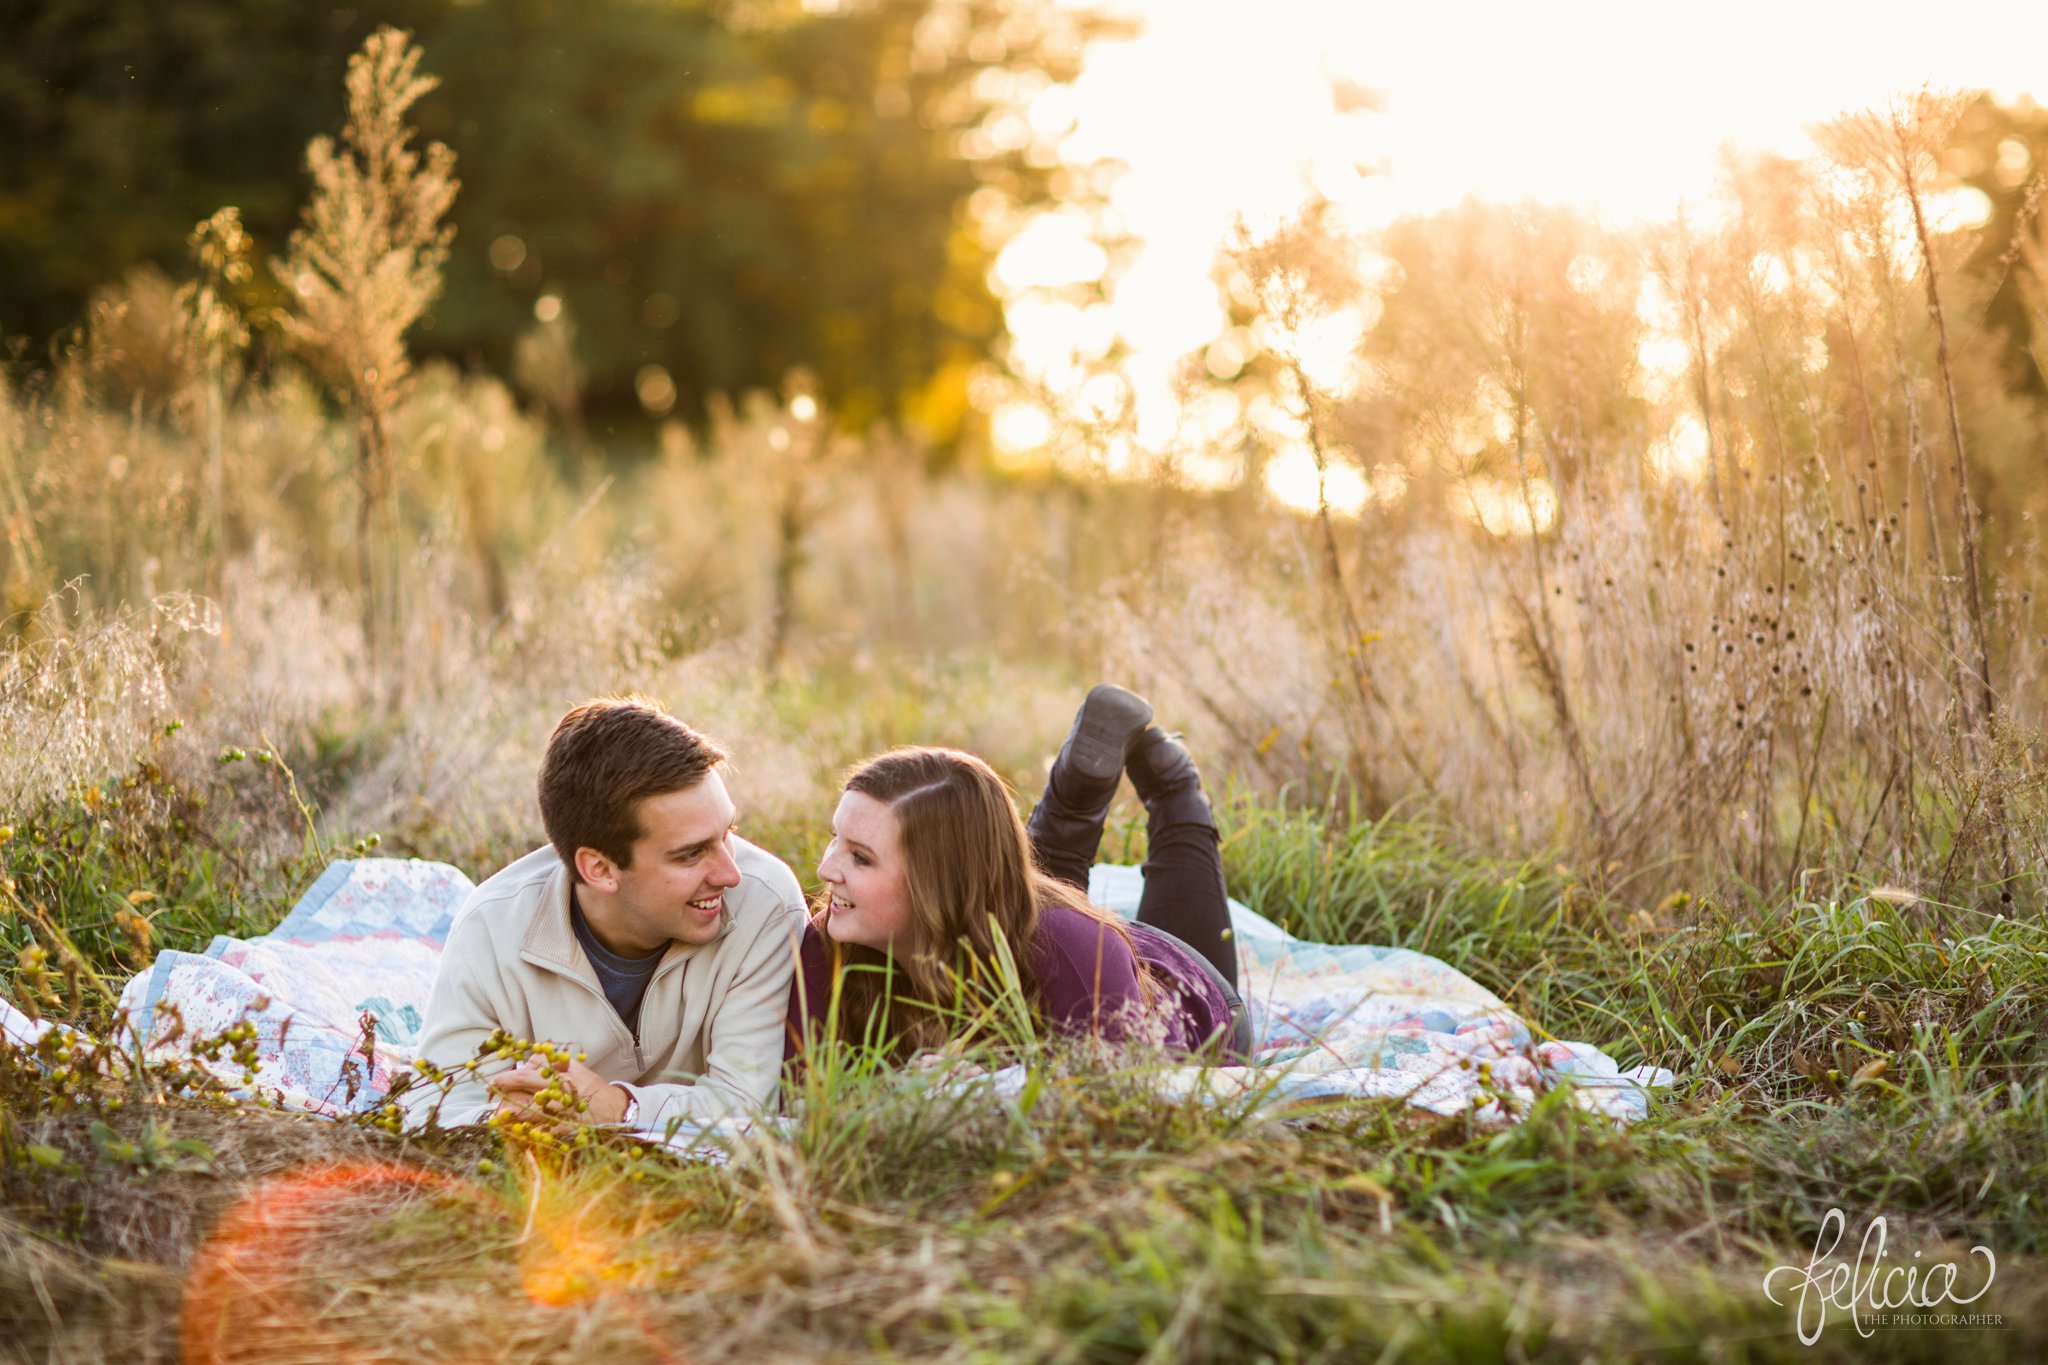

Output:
xmin=991 ymin=0 xmax=2048 ymax=496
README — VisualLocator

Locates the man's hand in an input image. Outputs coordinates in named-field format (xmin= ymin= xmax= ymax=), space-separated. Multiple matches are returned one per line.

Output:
xmin=488 ymin=1055 xmax=631 ymax=1124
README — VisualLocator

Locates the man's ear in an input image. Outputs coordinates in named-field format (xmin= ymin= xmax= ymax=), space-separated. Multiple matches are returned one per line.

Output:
xmin=574 ymin=846 xmax=621 ymax=892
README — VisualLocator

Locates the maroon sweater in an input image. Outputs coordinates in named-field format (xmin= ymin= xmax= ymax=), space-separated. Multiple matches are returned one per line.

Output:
xmin=785 ymin=903 xmax=1236 ymax=1060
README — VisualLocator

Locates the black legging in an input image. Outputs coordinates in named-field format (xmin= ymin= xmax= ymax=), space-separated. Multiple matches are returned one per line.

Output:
xmin=1026 ymin=783 xmax=1239 ymax=992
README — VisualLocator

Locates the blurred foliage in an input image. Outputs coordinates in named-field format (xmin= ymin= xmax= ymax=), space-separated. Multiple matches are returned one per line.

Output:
xmin=1171 ymin=95 xmax=2048 ymax=893
xmin=0 ymin=0 xmax=377 ymax=343
xmin=1949 ymin=93 xmax=2048 ymax=400
xmin=0 ymin=0 xmax=1118 ymax=443
xmin=1361 ymin=199 xmax=1649 ymax=503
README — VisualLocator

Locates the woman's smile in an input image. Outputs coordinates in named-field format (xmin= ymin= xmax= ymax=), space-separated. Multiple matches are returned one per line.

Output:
xmin=816 ymin=791 xmax=915 ymax=951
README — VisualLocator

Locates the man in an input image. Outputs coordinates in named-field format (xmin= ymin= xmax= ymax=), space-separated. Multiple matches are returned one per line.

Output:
xmin=407 ymin=696 xmax=807 ymax=1130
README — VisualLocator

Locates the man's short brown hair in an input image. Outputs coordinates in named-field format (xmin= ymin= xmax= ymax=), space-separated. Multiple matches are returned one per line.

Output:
xmin=538 ymin=696 xmax=729 ymax=879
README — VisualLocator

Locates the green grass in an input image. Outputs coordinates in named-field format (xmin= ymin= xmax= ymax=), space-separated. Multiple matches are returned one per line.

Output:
xmin=0 ymin=740 xmax=356 ymax=1028
xmin=3 ymin=755 xmax=2046 ymax=1361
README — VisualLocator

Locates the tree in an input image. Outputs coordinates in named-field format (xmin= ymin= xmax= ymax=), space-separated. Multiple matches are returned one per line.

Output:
xmin=411 ymin=0 xmax=1107 ymax=442
xmin=1947 ymin=94 xmax=2048 ymax=400
xmin=0 ymin=0 xmax=1116 ymax=446
xmin=0 ymin=0 xmax=397 ymax=344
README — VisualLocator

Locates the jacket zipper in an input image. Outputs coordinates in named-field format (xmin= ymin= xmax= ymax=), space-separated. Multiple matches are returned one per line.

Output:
xmin=522 ymin=947 xmax=704 ymax=1077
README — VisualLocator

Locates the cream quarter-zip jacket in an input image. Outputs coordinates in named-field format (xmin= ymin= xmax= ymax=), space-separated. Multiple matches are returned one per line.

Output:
xmin=406 ymin=836 xmax=807 ymax=1130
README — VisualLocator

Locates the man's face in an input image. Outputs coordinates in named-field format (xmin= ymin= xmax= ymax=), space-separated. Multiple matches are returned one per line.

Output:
xmin=584 ymin=771 xmax=743 ymax=955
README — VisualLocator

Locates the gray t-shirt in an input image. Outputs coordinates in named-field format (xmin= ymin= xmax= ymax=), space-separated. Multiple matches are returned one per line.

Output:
xmin=569 ymin=896 xmax=665 ymax=1037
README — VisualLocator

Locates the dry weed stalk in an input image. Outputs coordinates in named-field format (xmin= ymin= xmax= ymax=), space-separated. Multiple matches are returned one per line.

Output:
xmin=1229 ymin=205 xmax=1412 ymax=807
xmin=1817 ymin=91 xmax=1997 ymax=735
xmin=274 ymin=26 xmax=457 ymax=692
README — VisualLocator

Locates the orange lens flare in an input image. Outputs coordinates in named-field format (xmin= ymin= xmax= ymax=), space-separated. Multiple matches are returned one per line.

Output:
xmin=521 ymin=1219 xmax=625 ymax=1307
xmin=180 ymin=1162 xmax=473 ymax=1364
xmin=180 ymin=1159 xmax=686 ymax=1362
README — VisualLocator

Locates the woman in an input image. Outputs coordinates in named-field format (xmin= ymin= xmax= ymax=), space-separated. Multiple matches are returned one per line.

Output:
xmin=784 ymin=686 xmax=1252 ymax=1068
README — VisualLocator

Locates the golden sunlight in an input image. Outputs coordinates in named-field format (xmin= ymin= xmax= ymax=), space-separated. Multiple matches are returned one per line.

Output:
xmin=1459 ymin=478 xmax=1562 ymax=538
xmin=1265 ymin=444 xmax=1368 ymax=516
xmin=1650 ymin=414 xmax=1714 ymax=484
xmin=994 ymin=0 xmax=2048 ymax=475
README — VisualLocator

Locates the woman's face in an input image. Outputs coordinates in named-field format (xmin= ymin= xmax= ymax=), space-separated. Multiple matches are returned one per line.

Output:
xmin=818 ymin=790 xmax=915 ymax=952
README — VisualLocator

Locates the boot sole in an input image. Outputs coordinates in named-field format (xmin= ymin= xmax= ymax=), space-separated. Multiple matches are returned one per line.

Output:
xmin=1063 ymin=684 xmax=1154 ymax=784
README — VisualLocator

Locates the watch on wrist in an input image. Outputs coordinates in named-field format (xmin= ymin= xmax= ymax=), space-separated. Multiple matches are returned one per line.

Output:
xmin=614 ymin=1086 xmax=638 ymax=1125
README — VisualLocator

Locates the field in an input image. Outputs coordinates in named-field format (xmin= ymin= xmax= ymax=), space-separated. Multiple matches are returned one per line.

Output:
xmin=3 ymin=739 xmax=2043 ymax=1361
xmin=4 ymin=493 xmax=2043 ymax=1359
xmin=5 ymin=32 xmax=2048 ymax=1364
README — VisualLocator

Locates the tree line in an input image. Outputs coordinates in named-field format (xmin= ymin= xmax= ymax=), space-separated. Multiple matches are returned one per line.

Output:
xmin=0 ymin=0 xmax=1117 ymax=441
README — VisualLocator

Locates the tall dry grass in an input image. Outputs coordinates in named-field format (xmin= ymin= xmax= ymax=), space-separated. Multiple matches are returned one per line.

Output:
xmin=3 ymin=55 xmax=2045 ymax=908
xmin=1131 ymin=91 xmax=2048 ymax=902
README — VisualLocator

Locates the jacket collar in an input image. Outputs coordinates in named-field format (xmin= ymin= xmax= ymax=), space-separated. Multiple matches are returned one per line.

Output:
xmin=518 ymin=854 xmax=733 ymax=979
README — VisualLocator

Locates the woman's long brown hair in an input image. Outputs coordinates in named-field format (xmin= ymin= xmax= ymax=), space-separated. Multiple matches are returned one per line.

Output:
xmin=811 ymin=746 xmax=1147 ymax=1061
